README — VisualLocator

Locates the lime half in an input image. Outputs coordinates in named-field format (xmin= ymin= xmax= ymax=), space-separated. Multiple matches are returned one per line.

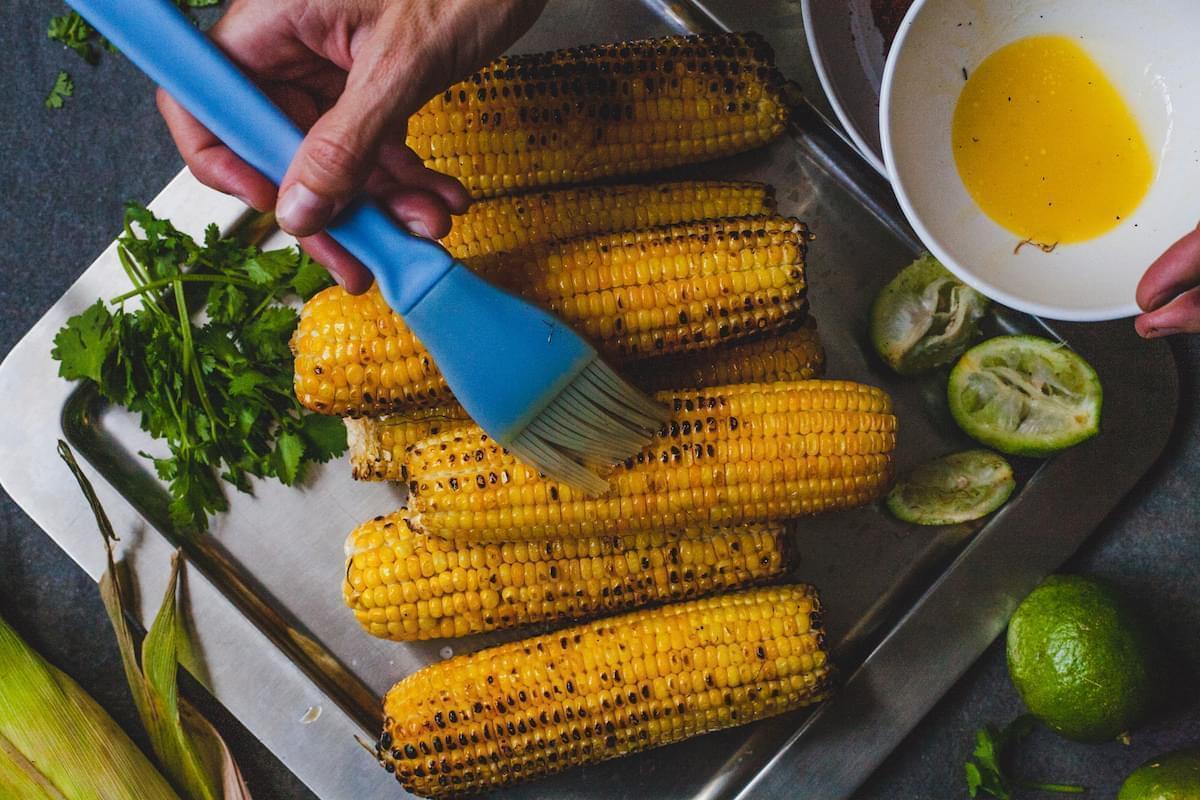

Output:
xmin=887 ymin=449 xmax=1015 ymax=525
xmin=948 ymin=335 xmax=1102 ymax=457
xmin=870 ymin=254 xmax=989 ymax=375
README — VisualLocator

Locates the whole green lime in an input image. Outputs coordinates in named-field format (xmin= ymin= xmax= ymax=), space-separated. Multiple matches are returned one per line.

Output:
xmin=1006 ymin=575 xmax=1163 ymax=742
xmin=1117 ymin=749 xmax=1200 ymax=800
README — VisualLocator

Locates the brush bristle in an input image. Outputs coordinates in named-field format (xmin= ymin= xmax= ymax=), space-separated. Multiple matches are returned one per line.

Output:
xmin=508 ymin=359 xmax=667 ymax=494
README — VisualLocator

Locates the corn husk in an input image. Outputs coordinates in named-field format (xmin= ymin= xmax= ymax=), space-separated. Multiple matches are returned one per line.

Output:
xmin=59 ymin=441 xmax=251 ymax=800
xmin=0 ymin=614 xmax=181 ymax=800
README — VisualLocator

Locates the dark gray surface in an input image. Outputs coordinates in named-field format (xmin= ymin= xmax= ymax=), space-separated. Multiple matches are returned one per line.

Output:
xmin=2 ymin=2 xmax=1197 ymax=798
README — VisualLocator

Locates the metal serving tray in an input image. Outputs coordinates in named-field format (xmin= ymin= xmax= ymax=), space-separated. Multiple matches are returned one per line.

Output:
xmin=0 ymin=1 xmax=1178 ymax=798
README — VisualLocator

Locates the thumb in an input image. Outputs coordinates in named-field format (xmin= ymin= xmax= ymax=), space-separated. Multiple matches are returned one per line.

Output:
xmin=275 ymin=38 xmax=427 ymax=237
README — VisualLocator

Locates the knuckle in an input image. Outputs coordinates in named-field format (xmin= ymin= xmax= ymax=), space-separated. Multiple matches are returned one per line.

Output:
xmin=301 ymin=133 xmax=366 ymax=191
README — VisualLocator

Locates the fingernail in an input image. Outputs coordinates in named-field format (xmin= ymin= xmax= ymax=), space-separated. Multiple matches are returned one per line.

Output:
xmin=1144 ymin=326 xmax=1179 ymax=338
xmin=405 ymin=220 xmax=433 ymax=239
xmin=327 ymin=268 xmax=347 ymax=289
xmin=276 ymin=183 xmax=333 ymax=236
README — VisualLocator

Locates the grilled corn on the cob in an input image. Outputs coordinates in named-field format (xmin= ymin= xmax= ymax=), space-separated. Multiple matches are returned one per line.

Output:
xmin=344 ymin=511 xmax=787 ymax=641
xmin=377 ymin=585 xmax=830 ymax=798
xmin=348 ymin=320 xmax=825 ymax=481
xmin=404 ymin=380 xmax=896 ymax=541
xmin=407 ymin=32 xmax=790 ymax=197
xmin=294 ymin=216 xmax=810 ymax=416
xmin=443 ymin=180 xmax=774 ymax=263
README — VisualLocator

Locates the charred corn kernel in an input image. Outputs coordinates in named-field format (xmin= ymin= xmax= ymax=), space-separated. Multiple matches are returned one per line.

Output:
xmin=294 ymin=216 xmax=810 ymax=416
xmin=376 ymin=585 xmax=830 ymax=797
xmin=344 ymin=511 xmax=787 ymax=640
xmin=442 ymin=181 xmax=774 ymax=263
xmin=349 ymin=320 xmax=825 ymax=482
xmin=405 ymin=380 xmax=896 ymax=541
xmin=407 ymin=32 xmax=790 ymax=198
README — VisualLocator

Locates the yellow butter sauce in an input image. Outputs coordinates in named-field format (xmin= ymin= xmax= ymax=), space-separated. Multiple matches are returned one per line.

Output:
xmin=952 ymin=34 xmax=1153 ymax=245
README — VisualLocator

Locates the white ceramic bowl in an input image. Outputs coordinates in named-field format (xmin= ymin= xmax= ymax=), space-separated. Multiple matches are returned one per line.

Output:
xmin=880 ymin=0 xmax=1200 ymax=320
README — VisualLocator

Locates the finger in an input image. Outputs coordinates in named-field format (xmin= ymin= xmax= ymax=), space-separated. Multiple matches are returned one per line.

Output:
xmin=363 ymin=175 xmax=455 ymax=240
xmin=274 ymin=16 xmax=436 ymax=237
xmin=297 ymin=232 xmax=374 ymax=295
xmin=1135 ymin=285 xmax=1200 ymax=337
xmin=157 ymin=89 xmax=277 ymax=210
xmin=1136 ymin=224 xmax=1200 ymax=311
xmin=376 ymin=139 xmax=472 ymax=214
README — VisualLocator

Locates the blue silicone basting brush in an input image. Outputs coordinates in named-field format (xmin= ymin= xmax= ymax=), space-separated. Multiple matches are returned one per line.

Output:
xmin=71 ymin=0 xmax=666 ymax=493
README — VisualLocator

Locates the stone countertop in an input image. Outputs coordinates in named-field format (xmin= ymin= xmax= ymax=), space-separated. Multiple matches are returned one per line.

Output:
xmin=2 ymin=2 xmax=1197 ymax=797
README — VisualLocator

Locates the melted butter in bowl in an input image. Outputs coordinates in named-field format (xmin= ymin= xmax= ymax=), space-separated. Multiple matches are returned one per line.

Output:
xmin=881 ymin=0 xmax=1200 ymax=321
xmin=951 ymin=35 xmax=1154 ymax=246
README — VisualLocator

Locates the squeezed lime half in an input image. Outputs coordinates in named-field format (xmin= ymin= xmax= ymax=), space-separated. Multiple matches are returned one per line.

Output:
xmin=948 ymin=335 xmax=1102 ymax=457
xmin=887 ymin=449 xmax=1015 ymax=525
xmin=870 ymin=254 xmax=989 ymax=375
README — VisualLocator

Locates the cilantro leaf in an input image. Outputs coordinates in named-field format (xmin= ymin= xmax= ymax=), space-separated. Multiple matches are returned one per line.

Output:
xmin=288 ymin=253 xmax=334 ymax=300
xmin=270 ymin=431 xmax=306 ymax=485
xmin=45 ymin=70 xmax=74 ymax=109
xmin=243 ymin=249 xmax=297 ymax=286
xmin=300 ymin=415 xmax=348 ymax=464
xmin=242 ymin=307 xmax=299 ymax=362
xmin=47 ymin=12 xmax=99 ymax=64
xmin=965 ymin=716 xmax=1085 ymax=799
xmin=52 ymin=300 xmax=117 ymax=383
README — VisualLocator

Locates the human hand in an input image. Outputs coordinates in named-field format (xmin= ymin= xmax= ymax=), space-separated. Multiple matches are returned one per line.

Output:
xmin=158 ymin=0 xmax=547 ymax=292
xmin=1136 ymin=224 xmax=1200 ymax=337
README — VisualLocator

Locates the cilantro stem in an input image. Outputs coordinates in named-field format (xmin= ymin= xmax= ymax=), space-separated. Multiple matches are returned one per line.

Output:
xmin=172 ymin=280 xmax=218 ymax=440
xmin=116 ymin=246 xmax=166 ymax=318
xmin=1015 ymin=781 xmax=1086 ymax=794
xmin=109 ymin=273 xmax=256 ymax=304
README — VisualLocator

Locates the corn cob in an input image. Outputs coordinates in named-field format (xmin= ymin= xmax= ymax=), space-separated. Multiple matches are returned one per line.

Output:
xmin=442 ymin=180 xmax=774 ymax=263
xmin=348 ymin=320 xmax=825 ymax=481
xmin=294 ymin=216 xmax=810 ymax=416
xmin=404 ymin=380 xmax=896 ymax=541
xmin=406 ymin=32 xmax=791 ymax=198
xmin=376 ymin=585 xmax=830 ymax=798
xmin=344 ymin=511 xmax=787 ymax=641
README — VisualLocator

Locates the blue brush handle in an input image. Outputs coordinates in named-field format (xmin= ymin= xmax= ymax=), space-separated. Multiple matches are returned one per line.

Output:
xmin=68 ymin=0 xmax=454 ymax=312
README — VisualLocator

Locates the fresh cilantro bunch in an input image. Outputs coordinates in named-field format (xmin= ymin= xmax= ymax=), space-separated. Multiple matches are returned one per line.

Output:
xmin=52 ymin=204 xmax=345 ymax=532
xmin=966 ymin=716 xmax=1085 ymax=799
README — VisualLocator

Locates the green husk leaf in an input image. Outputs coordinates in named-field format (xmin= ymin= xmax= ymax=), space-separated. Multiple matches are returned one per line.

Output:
xmin=0 ymin=614 xmax=180 ymax=800
xmin=58 ymin=440 xmax=252 ymax=800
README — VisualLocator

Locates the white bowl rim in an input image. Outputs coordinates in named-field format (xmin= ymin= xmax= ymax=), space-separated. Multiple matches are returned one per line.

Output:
xmin=801 ymin=0 xmax=889 ymax=176
xmin=878 ymin=0 xmax=1143 ymax=322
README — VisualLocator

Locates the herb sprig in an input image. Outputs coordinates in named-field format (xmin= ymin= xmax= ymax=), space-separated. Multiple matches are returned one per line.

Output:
xmin=966 ymin=716 xmax=1086 ymax=798
xmin=52 ymin=204 xmax=345 ymax=532
xmin=45 ymin=2 xmax=222 ymax=108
